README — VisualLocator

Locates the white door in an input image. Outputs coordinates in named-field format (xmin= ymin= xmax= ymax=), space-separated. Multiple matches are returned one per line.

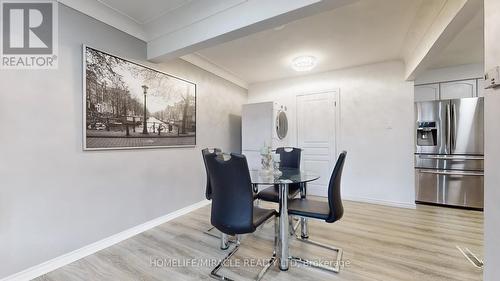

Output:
xmin=415 ymin=84 xmax=439 ymax=102
xmin=440 ymin=79 xmax=477 ymax=100
xmin=297 ymin=91 xmax=338 ymax=197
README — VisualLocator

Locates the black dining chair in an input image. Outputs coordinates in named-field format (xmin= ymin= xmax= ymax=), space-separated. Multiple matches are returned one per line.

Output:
xmin=201 ymin=148 xmax=222 ymax=240
xmin=256 ymin=147 xmax=303 ymax=234
xmin=256 ymin=147 xmax=303 ymax=202
xmin=287 ymin=151 xmax=347 ymax=273
xmin=205 ymin=152 xmax=279 ymax=281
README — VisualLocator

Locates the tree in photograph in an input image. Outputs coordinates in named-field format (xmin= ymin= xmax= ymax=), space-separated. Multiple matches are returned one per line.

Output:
xmin=180 ymin=87 xmax=191 ymax=134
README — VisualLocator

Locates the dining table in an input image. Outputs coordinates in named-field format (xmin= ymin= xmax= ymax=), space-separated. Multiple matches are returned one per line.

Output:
xmin=249 ymin=168 xmax=320 ymax=271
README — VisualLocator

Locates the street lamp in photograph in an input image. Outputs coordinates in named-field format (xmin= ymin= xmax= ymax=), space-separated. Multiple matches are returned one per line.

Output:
xmin=142 ymin=85 xmax=149 ymax=134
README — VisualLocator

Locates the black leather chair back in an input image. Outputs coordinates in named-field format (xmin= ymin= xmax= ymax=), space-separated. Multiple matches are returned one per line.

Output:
xmin=326 ymin=151 xmax=347 ymax=223
xmin=276 ymin=147 xmax=301 ymax=169
xmin=201 ymin=148 xmax=222 ymax=200
xmin=205 ymin=153 xmax=255 ymax=235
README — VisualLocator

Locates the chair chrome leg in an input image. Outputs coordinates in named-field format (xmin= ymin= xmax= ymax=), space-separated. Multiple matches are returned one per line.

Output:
xmin=210 ymin=229 xmax=277 ymax=281
xmin=289 ymin=252 xmax=342 ymax=273
xmin=204 ymin=226 xmax=221 ymax=239
xmin=300 ymin=217 xmax=309 ymax=239
xmin=220 ymin=233 xmax=230 ymax=250
xmin=255 ymin=255 xmax=276 ymax=281
xmin=252 ymin=183 xmax=259 ymax=194
xmin=292 ymin=235 xmax=343 ymax=273
xmin=210 ymin=239 xmax=240 ymax=281
xmin=274 ymin=216 xmax=280 ymax=256
xmin=257 ymin=217 xmax=278 ymax=281
xmin=255 ymin=199 xmax=261 ymax=207
xmin=204 ymin=226 xmax=237 ymax=249
xmin=289 ymin=217 xmax=300 ymax=236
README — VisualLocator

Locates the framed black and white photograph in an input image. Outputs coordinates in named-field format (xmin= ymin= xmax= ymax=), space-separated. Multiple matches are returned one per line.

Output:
xmin=83 ymin=46 xmax=196 ymax=150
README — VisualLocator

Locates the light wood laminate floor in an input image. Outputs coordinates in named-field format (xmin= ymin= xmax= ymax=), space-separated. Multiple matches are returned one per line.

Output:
xmin=35 ymin=200 xmax=483 ymax=281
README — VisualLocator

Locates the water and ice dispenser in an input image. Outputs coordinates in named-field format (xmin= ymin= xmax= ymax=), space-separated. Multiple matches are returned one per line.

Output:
xmin=416 ymin=122 xmax=437 ymax=146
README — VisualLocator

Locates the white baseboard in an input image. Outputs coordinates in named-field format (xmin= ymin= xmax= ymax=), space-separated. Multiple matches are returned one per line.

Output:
xmin=2 ymin=199 xmax=211 ymax=281
xmin=306 ymin=186 xmax=327 ymax=197
xmin=343 ymin=196 xmax=416 ymax=209
xmin=306 ymin=187 xmax=416 ymax=209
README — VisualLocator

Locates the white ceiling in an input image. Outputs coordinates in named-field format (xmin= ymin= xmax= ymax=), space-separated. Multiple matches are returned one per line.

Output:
xmin=192 ymin=0 xmax=484 ymax=84
xmin=194 ymin=0 xmax=422 ymax=84
xmin=98 ymin=0 xmax=192 ymax=24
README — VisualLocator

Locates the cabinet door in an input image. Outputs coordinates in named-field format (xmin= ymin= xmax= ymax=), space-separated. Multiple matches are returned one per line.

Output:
xmin=440 ymin=79 xmax=477 ymax=100
xmin=415 ymin=84 xmax=439 ymax=102
xmin=477 ymin=78 xmax=486 ymax=97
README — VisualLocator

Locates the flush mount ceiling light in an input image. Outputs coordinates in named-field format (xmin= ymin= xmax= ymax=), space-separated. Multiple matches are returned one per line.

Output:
xmin=291 ymin=55 xmax=317 ymax=72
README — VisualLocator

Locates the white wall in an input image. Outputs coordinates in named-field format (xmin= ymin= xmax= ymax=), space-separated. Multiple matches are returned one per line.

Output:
xmin=484 ymin=0 xmax=500 ymax=280
xmin=0 ymin=4 xmax=246 ymax=278
xmin=248 ymin=61 xmax=415 ymax=206
xmin=414 ymin=63 xmax=484 ymax=85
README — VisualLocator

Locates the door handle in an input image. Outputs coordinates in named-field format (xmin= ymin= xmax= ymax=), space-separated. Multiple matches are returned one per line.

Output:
xmin=419 ymin=170 xmax=483 ymax=176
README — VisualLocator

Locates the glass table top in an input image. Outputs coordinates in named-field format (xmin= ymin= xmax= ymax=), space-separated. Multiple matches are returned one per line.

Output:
xmin=249 ymin=168 xmax=320 ymax=185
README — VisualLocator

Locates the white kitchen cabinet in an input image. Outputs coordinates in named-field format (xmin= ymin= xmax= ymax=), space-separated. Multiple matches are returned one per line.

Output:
xmin=415 ymin=84 xmax=439 ymax=102
xmin=440 ymin=79 xmax=477 ymax=100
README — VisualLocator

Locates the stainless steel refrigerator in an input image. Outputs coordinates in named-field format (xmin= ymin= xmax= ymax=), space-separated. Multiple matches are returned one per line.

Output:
xmin=414 ymin=97 xmax=484 ymax=210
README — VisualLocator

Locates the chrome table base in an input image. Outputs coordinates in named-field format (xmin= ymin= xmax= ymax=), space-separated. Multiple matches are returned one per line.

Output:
xmin=278 ymin=183 xmax=290 ymax=270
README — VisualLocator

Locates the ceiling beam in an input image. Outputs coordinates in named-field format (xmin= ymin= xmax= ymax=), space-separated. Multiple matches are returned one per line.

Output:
xmin=181 ymin=53 xmax=249 ymax=89
xmin=59 ymin=0 xmax=147 ymax=41
xmin=404 ymin=0 xmax=483 ymax=80
xmin=146 ymin=0 xmax=355 ymax=62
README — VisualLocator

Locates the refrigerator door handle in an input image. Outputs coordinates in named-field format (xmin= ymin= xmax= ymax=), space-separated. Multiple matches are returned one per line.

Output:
xmin=419 ymin=155 xmax=484 ymax=160
xmin=452 ymin=103 xmax=457 ymax=152
xmin=419 ymin=170 xmax=484 ymax=177
xmin=446 ymin=103 xmax=451 ymax=153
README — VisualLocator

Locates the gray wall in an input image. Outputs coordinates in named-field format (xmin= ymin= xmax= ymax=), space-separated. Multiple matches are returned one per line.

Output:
xmin=0 ymin=5 xmax=247 ymax=278
xmin=484 ymin=0 xmax=500 ymax=280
